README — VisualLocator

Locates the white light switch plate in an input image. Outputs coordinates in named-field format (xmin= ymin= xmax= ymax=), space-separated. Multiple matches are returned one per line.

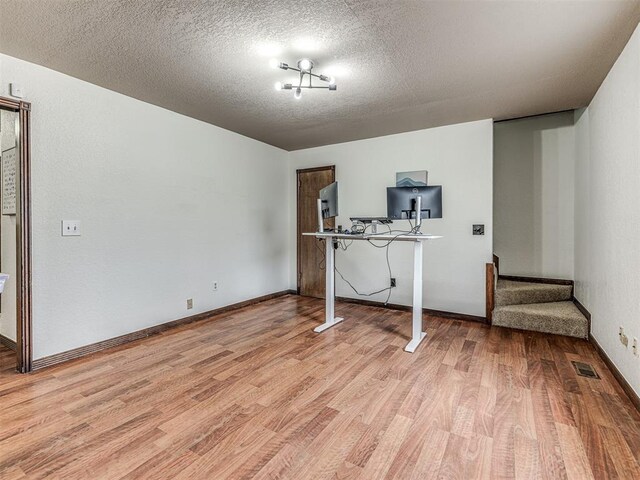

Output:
xmin=62 ymin=220 xmax=81 ymax=236
xmin=9 ymin=83 xmax=24 ymax=98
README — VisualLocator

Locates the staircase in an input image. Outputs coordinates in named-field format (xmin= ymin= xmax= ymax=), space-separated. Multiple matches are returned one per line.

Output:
xmin=492 ymin=279 xmax=588 ymax=339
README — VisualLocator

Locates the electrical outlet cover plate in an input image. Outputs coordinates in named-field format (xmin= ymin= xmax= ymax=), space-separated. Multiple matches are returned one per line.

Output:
xmin=619 ymin=326 xmax=629 ymax=347
xmin=62 ymin=220 xmax=81 ymax=236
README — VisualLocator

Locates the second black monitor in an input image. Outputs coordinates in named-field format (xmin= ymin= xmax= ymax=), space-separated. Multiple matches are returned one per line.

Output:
xmin=387 ymin=186 xmax=442 ymax=220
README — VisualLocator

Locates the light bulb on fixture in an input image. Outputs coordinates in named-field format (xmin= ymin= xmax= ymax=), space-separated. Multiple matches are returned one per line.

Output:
xmin=269 ymin=60 xmax=289 ymax=70
xmin=299 ymin=59 xmax=312 ymax=71
xmin=271 ymin=58 xmax=336 ymax=99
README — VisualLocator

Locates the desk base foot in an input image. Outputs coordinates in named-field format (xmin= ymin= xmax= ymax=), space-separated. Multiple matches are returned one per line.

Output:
xmin=314 ymin=317 xmax=344 ymax=333
xmin=404 ymin=332 xmax=427 ymax=353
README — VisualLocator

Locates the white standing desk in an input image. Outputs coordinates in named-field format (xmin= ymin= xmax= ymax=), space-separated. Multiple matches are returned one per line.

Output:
xmin=303 ymin=232 xmax=442 ymax=353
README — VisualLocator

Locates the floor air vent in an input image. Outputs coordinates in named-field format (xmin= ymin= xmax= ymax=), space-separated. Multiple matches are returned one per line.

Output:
xmin=572 ymin=361 xmax=600 ymax=379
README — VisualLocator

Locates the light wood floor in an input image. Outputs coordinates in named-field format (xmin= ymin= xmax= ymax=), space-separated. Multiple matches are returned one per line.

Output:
xmin=1 ymin=295 xmax=639 ymax=479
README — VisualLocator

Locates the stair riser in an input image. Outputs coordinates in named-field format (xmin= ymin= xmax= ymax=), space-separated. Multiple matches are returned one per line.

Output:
xmin=495 ymin=287 xmax=572 ymax=306
xmin=493 ymin=312 xmax=588 ymax=339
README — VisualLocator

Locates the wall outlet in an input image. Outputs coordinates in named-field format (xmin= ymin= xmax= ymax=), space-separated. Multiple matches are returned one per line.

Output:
xmin=619 ymin=326 xmax=629 ymax=347
xmin=633 ymin=337 xmax=638 ymax=356
xmin=390 ymin=278 xmax=396 ymax=288
xmin=213 ymin=282 xmax=218 ymax=291
xmin=187 ymin=298 xmax=193 ymax=310
xmin=61 ymin=220 xmax=81 ymax=236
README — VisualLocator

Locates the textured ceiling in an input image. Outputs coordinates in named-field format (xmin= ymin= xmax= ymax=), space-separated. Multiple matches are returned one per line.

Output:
xmin=1 ymin=1 xmax=640 ymax=151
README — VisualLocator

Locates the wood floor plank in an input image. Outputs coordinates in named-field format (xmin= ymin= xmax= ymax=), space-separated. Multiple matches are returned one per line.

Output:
xmin=568 ymin=392 xmax=619 ymax=479
xmin=514 ymin=430 xmax=543 ymax=479
xmin=410 ymin=427 xmax=450 ymax=479
xmin=599 ymin=424 xmax=640 ymax=479
xmin=556 ymin=422 xmax=595 ymax=480
xmin=357 ymin=414 xmax=413 ymax=479
xmin=0 ymin=294 xmax=638 ymax=479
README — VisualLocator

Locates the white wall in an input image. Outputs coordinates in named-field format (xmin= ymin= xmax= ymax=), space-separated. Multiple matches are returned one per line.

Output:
xmin=574 ymin=23 xmax=640 ymax=397
xmin=289 ymin=120 xmax=493 ymax=317
xmin=0 ymin=109 xmax=17 ymax=341
xmin=574 ymin=108 xmax=590 ymax=307
xmin=0 ymin=54 xmax=290 ymax=359
xmin=494 ymin=112 xmax=575 ymax=279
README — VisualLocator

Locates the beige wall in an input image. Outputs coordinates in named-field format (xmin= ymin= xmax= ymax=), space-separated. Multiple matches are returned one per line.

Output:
xmin=574 ymin=22 xmax=640 ymax=398
xmin=289 ymin=119 xmax=494 ymax=317
xmin=493 ymin=112 xmax=576 ymax=279
xmin=1 ymin=54 xmax=290 ymax=359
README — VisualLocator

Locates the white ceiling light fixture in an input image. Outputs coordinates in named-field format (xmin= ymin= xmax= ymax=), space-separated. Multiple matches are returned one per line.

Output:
xmin=271 ymin=58 xmax=337 ymax=99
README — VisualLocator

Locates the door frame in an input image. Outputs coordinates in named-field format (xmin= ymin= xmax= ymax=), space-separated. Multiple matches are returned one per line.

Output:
xmin=296 ymin=165 xmax=335 ymax=294
xmin=0 ymin=96 xmax=33 ymax=373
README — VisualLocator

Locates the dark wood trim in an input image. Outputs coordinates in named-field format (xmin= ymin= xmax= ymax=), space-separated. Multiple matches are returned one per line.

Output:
xmin=0 ymin=97 xmax=32 ymax=373
xmin=296 ymin=165 xmax=335 ymax=293
xmin=0 ymin=334 xmax=16 ymax=351
xmin=572 ymin=296 xmax=591 ymax=333
xmin=424 ymin=307 xmax=487 ymax=324
xmin=572 ymin=296 xmax=591 ymax=321
xmin=334 ymin=295 xmax=488 ymax=324
xmin=589 ymin=333 xmax=640 ymax=414
xmin=32 ymin=290 xmax=295 ymax=370
xmin=498 ymin=275 xmax=573 ymax=286
xmin=296 ymin=165 xmax=335 ymax=174
xmin=486 ymin=263 xmax=495 ymax=323
xmin=0 ymin=97 xmax=26 ymax=109
xmin=572 ymin=287 xmax=635 ymax=415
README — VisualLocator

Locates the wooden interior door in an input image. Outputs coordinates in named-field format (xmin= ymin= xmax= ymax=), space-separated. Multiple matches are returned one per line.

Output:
xmin=297 ymin=166 xmax=335 ymax=298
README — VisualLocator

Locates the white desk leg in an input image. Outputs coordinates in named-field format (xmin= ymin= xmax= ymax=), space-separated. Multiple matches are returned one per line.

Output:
xmin=314 ymin=238 xmax=344 ymax=332
xmin=405 ymin=241 xmax=427 ymax=352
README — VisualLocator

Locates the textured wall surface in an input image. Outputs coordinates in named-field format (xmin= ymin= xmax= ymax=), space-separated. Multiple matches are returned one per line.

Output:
xmin=494 ymin=112 xmax=576 ymax=279
xmin=1 ymin=54 xmax=290 ymax=359
xmin=575 ymin=25 xmax=640 ymax=397
xmin=289 ymin=119 xmax=493 ymax=317
xmin=1 ymin=1 xmax=639 ymax=150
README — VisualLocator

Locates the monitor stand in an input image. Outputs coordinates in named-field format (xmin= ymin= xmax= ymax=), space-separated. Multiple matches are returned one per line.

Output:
xmin=317 ymin=198 xmax=324 ymax=233
xmin=414 ymin=195 xmax=422 ymax=234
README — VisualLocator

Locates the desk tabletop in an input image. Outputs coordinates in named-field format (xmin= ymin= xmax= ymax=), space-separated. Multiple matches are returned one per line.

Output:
xmin=303 ymin=232 xmax=442 ymax=242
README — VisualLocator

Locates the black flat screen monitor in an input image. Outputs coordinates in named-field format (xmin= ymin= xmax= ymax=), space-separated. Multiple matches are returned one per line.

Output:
xmin=387 ymin=186 xmax=442 ymax=220
xmin=319 ymin=181 xmax=339 ymax=219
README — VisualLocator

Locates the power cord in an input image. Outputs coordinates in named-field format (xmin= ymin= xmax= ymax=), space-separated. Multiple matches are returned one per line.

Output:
xmin=335 ymin=224 xmax=415 ymax=304
xmin=314 ymin=238 xmax=326 ymax=270
xmin=311 ymin=222 xmax=421 ymax=304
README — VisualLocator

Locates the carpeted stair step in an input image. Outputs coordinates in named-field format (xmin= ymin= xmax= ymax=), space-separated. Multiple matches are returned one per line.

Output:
xmin=493 ymin=301 xmax=588 ymax=339
xmin=496 ymin=279 xmax=572 ymax=306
